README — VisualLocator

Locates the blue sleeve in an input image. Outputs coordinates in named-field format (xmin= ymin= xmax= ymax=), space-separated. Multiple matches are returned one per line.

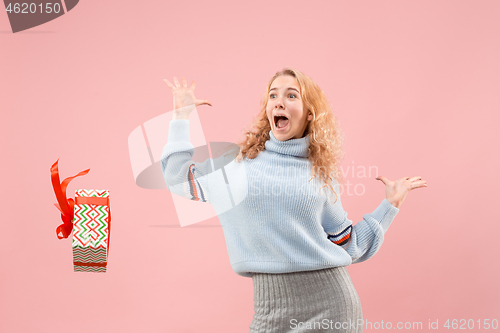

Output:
xmin=160 ymin=119 xmax=212 ymax=203
xmin=321 ymin=181 xmax=400 ymax=263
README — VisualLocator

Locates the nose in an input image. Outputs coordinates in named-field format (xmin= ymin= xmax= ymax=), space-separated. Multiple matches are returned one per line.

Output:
xmin=275 ymin=98 xmax=284 ymax=109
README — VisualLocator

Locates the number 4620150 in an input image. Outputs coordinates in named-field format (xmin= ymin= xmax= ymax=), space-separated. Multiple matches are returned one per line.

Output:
xmin=5 ymin=3 xmax=62 ymax=14
xmin=444 ymin=319 xmax=498 ymax=330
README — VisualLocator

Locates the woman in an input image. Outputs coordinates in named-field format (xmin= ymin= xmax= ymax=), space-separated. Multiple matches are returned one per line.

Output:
xmin=162 ymin=68 xmax=427 ymax=332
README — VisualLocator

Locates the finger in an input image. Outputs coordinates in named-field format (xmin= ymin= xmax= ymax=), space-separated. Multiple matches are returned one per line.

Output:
xmin=408 ymin=176 xmax=422 ymax=182
xmin=375 ymin=176 xmax=389 ymax=185
xmin=182 ymin=77 xmax=187 ymax=87
xmin=191 ymin=80 xmax=196 ymax=90
xmin=410 ymin=180 xmax=427 ymax=189
xmin=163 ymin=79 xmax=173 ymax=89
xmin=174 ymin=77 xmax=180 ymax=87
xmin=196 ymin=100 xmax=212 ymax=107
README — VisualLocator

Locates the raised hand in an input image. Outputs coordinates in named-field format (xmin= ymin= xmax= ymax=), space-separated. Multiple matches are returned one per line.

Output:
xmin=163 ymin=76 xmax=212 ymax=119
xmin=375 ymin=176 xmax=427 ymax=209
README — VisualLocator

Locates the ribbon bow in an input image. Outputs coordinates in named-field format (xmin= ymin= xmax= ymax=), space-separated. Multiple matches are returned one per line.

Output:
xmin=50 ymin=159 xmax=90 ymax=239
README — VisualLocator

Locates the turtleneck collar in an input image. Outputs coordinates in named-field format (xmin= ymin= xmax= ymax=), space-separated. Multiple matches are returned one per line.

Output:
xmin=265 ymin=130 xmax=310 ymax=158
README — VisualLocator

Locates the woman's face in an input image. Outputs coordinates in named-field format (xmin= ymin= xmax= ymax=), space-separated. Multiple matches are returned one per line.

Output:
xmin=266 ymin=75 xmax=313 ymax=141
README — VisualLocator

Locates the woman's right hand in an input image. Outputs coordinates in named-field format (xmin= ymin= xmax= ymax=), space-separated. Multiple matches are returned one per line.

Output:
xmin=163 ymin=77 xmax=212 ymax=119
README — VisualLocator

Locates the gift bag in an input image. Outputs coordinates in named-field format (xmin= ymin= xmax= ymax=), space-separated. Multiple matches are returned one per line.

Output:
xmin=72 ymin=189 xmax=111 ymax=272
xmin=51 ymin=159 xmax=111 ymax=273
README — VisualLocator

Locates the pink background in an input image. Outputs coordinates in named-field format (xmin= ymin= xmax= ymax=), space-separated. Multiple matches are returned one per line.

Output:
xmin=1 ymin=0 xmax=499 ymax=332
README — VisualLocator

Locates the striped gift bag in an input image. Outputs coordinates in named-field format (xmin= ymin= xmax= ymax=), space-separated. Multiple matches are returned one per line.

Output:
xmin=72 ymin=189 xmax=111 ymax=272
xmin=51 ymin=159 xmax=111 ymax=273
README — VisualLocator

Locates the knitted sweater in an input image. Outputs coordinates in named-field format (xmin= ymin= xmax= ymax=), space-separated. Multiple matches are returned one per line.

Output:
xmin=161 ymin=119 xmax=400 ymax=278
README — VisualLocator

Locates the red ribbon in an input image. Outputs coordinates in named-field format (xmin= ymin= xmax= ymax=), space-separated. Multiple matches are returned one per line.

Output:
xmin=50 ymin=159 xmax=90 ymax=239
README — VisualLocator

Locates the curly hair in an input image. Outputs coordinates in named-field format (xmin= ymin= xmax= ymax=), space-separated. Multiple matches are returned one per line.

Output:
xmin=234 ymin=67 xmax=346 ymax=203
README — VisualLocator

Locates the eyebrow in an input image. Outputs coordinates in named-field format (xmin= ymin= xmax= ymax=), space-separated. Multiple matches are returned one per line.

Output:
xmin=269 ymin=87 xmax=300 ymax=93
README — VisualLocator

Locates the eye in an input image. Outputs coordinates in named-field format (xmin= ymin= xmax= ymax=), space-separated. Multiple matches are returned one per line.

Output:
xmin=269 ymin=93 xmax=297 ymax=98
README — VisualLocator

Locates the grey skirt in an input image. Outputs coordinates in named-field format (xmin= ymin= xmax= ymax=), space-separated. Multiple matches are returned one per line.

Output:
xmin=249 ymin=266 xmax=363 ymax=333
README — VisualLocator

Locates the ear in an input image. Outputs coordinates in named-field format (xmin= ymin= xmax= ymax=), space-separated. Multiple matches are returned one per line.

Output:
xmin=307 ymin=112 xmax=313 ymax=121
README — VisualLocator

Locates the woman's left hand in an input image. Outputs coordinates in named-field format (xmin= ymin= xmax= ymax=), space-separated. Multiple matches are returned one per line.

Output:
xmin=375 ymin=176 xmax=427 ymax=209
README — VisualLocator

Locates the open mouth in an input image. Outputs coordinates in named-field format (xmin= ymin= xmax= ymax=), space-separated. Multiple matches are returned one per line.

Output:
xmin=274 ymin=115 xmax=289 ymax=130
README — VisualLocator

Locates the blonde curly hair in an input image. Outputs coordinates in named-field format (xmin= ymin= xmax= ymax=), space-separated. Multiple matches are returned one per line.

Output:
xmin=234 ymin=67 xmax=346 ymax=203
